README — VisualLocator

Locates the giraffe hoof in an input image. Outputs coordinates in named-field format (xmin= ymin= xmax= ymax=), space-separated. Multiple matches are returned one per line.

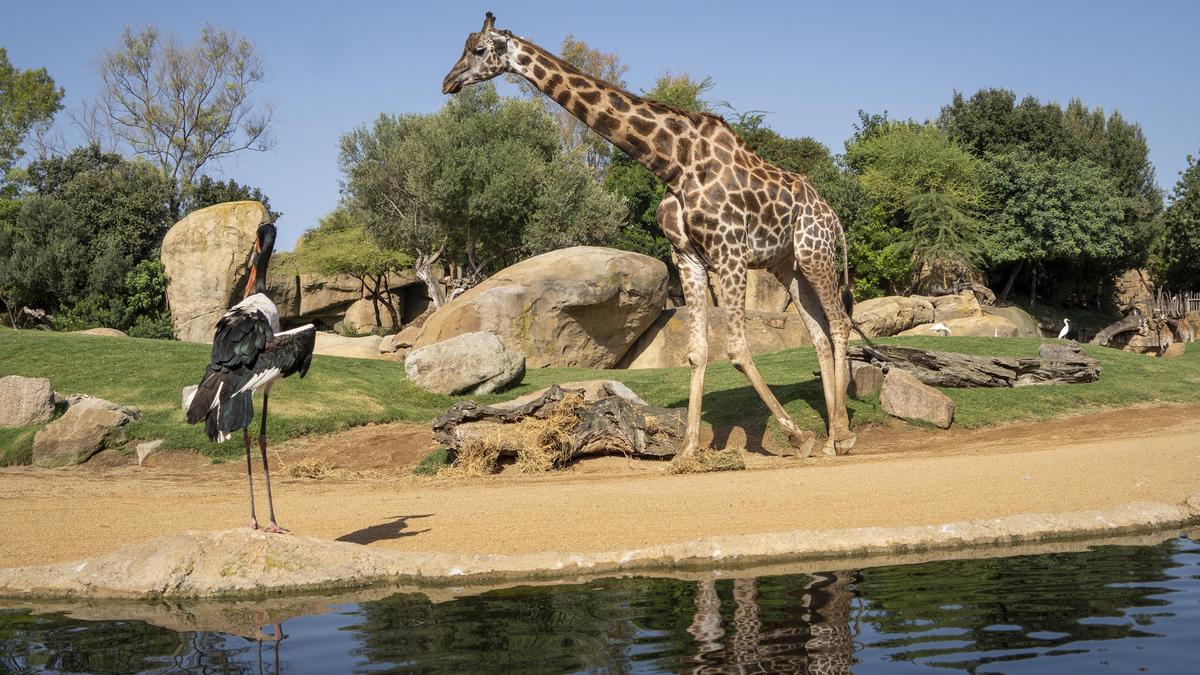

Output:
xmin=787 ymin=430 xmax=816 ymax=458
xmin=823 ymin=434 xmax=857 ymax=457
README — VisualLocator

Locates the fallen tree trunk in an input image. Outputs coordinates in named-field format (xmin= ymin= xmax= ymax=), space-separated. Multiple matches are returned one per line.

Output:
xmin=432 ymin=384 xmax=684 ymax=473
xmin=848 ymin=343 xmax=1100 ymax=388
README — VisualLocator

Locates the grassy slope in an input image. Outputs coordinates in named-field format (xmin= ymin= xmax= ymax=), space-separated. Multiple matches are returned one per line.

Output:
xmin=2 ymin=328 xmax=1198 ymax=461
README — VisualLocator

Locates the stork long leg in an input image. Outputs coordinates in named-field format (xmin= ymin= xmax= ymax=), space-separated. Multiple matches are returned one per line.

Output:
xmin=243 ymin=428 xmax=259 ymax=530
xmin=258 ymin=393 xmax=289 ymax=534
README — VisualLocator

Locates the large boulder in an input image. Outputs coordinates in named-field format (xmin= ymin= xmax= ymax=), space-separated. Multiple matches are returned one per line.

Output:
xmin=899 ymin=314 xmax=1023 ymax=338
xmin=405 ymin=332 xmax=525 ymax=395
xmin=930 ymin=291 xmax=982 ymax=322
xmin=32 ymin=398 xmax=141 ymax=468
xmin=619 ymin=307 xmax=812 ymax=369
xmin=879 ymin=368 xmax=955 ymax=429
xmin=852 ymin=296 xmax=935 ymax=338
xmin=983 ymin=306 xmax=1042 ymax=338
xmin=161 ymin=201 xmax=269 ymax=342
xmin=313 ymin=333 xmax=385 ymax=360
xmin=266 ymin=254 xmax=302 ymax=321
xmin=0 ymin=375 xmax=55 ymax=428
xmin=297 ymin=273 xmax=362 ymax=324
xmin=848 ymin=362 xmax=884 ymax=399
xmin=415 ymin=247 xmax=669 ymax=368
xmin=342 ymin=299 xmax=398 ymax=333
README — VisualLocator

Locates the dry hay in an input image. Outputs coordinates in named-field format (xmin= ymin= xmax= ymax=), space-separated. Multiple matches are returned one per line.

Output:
xmin=444 ymin=393 xmax=588 ymax=476
xmin=280 ymin=456 xmax=396 ymax=481
xmin=667 ymin=446 xmax=746 ymax=474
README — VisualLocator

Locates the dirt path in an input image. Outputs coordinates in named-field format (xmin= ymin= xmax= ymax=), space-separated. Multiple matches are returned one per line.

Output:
xmin=3 ymin=405 xmax=1199 ymax=569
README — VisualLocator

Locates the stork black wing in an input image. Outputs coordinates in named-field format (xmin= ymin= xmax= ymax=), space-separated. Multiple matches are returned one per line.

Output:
xmin=185 ymin=306 xmax=274 ymax=440
xmin=260 ymin=324 xmax=317 ymax=379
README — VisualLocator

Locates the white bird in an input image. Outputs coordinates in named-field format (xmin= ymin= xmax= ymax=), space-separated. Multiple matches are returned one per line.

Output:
xmin=929 ymin=322 xmax=952 ymax=336
xmin=1057 ymin=318 xmax=1071 ymax=340
xmin=185 ymin=221 xmax=316 ymax=534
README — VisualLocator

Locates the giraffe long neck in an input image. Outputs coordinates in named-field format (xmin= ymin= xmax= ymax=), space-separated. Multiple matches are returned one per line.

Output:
xmin=508 ymin=38 xmax=699 ymax=185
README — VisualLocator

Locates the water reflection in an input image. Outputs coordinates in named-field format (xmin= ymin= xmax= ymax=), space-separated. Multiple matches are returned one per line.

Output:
xmin=1 ymin=535 xmax=1196 ymax=673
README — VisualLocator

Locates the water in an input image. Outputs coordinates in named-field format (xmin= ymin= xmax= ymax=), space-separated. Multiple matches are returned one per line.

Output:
xmin=3 ymin=535 xmax=1198 ymax=673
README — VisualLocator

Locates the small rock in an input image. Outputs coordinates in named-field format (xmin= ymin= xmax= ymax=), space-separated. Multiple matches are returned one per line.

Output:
xmin=182 ymin=385 xmax=198 ymax=412
xmin=405 ymin=331 xmax=525 ymax=395
xmin=1184 ymin=492 xmax=1200 ymax=516
xmin=33 ymin=405 xmax=138 ymax=468
xmin=66 ymin=395 xmax=141 ymax=419
xmin=1039 ymin=342 xmax=1086 ymax=361
xmin=880 ymin=368 xmax=955 ymax=429
xmin=136 ymin=439 xmax=164 ymax=465
xmin=0 ymin=375 xmax=55 ymax=428
xmin=848 ymin=362 xmax=884 ymax=399
xmin=314 ymin=332 xmax=385 ymax=359
xmin=1162 ymin=343 xmax=1186 ymax=359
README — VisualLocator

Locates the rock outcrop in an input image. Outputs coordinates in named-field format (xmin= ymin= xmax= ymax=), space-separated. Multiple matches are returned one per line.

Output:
xmin=930 ymin=290 xmax=982 ymax=322
xmin=72 ymin=328 xmax=129 ymax=338
xmin=619 ymin=306 xmax=812 ymax=369
xmin=899 ymin=314 xmax=1023 ymax=338
xmin=852 ymin=296 xmax=935 ymax=338
xmin=342 ymin=299 xmax=397 ymax=333
xmin=415 ymin=247 xmax=669 ymax=368
xmin=313 ymin=333 xmax=385 ymax=360
xmin=405 ymin=332 xmax=525 ymax=395
xmin=160 ymin=201 xmax=269 ymax=342
xmin=32 ymin=397 xmax=141 ymax=468
xmin=0 ymin=375 xmax=55 ymax=428
xmin=879 ymin=368 xmax=955 ymax=428
xmin=982 ymin=305 xmax=1042 ymax=337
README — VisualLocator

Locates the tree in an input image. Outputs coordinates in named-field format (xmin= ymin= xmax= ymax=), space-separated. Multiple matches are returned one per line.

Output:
xmin=296 ymin=207 xmax=410 ymax=330
xmin=981 ymin=152 xmax=1126 ymax=305
xmin=0 ymin=146 xmax=174 ymax=331
xmin=91 ymin=24 xmax=273 ymax=213
xmin=189 ymin=174 xmax=278 ymax=218
xmin=517 ymin=35 xmax=628 ymax=171
xmin=1160 ymin=154 xmax=1200 ymax=289
xmin=0 ymin=48 xmax=63 ymax=194
xmin=340 ymin=84 xmax=624 ymax=306
xmin=897 ymin=191 xmax=983 ymax=290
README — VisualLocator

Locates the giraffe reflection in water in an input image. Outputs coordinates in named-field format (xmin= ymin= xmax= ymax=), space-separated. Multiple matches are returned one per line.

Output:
xmin=683 ymin=572 xmax=859 ymax=674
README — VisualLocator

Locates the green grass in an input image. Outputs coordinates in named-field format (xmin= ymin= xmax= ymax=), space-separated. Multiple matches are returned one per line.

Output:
xmin=0 ymin=425 xmax=37 ymax=466
xmin=2 ymin=328 xmax=1199 ymax=462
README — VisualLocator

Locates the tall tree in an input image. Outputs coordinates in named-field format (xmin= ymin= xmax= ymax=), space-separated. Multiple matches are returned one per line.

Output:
xmin=0 ymin=48 xmax=63 ymax=194
xmin=1160 ymin=154 xmax=1200 ymax=290
xmin=340 ymin=84 xmax=624 ymax=306
xmin=981 ymin=152 xmax=1126 ymax=304
xmin=296 ymin=207 xmax=410 ymax=330
xmin=91 ymin=24 xmax=273 ymax=213
xmin=189 ymin=174 xmax=279 ymax=218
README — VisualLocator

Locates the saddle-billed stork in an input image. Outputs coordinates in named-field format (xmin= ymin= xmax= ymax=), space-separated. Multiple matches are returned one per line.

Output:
xmin=186 ymin=221 xmax=316 ymax=533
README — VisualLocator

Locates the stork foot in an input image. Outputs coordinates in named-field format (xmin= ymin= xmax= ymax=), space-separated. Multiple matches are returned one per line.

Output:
xmin=246 ymin=519 xmax=260 ymax=530
xmin=264 ymin=522 xmax=290 ymax=534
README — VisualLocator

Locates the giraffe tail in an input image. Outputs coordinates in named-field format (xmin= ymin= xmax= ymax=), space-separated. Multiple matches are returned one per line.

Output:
xmin=835 ymin=218 xmax=877 ymax=347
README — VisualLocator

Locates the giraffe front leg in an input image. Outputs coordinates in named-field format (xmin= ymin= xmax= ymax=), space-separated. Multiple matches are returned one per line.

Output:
xmin=678 ymin=252 xmax=709 ymax=457
xmin=718 ymin=259 xmax=815 ymax=457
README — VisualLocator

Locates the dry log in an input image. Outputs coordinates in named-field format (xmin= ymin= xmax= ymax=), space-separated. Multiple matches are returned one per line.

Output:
xmin=432 ymin=385 xmax=684 ymax=471
xmin=849 ymin=343 xmax=1100 ymax=388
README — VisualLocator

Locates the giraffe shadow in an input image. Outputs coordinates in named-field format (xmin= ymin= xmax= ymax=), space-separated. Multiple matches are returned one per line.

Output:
xmin=672 ymin=378 xmax=854 ymax=456
xmin=335 ymin=514 xmax=433 ymax=545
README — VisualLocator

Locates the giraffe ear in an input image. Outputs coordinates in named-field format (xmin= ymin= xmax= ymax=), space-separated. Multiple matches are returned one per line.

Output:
xmin=482 ymin=12 xmax=495 ymax=32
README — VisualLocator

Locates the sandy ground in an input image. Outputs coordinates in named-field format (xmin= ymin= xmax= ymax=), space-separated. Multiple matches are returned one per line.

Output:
xmin=3 ymin=405 xmax=1200 ymax=569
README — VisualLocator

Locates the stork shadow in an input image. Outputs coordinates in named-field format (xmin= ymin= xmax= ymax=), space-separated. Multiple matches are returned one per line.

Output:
xmin=336 ymin=514 xmax=433 ymax=545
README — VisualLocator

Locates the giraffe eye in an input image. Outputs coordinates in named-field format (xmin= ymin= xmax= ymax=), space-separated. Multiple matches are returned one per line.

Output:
xmin=473 ymin=46 xmax=486 ymax=55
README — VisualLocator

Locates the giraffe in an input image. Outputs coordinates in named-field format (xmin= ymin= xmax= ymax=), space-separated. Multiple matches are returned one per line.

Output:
xmin=443 ymin=13 xmax=857 ymax=457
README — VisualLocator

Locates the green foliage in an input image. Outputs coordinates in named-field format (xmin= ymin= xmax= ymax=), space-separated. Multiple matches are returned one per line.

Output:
xmin=980 ymin=152 xmax=1127 ymax=302
xmin=190 ymin=175 xmax=279 ymax=219
xmin=0 ymin=48 xmax=63 ymax=193
xmin=342 ymin=84 xmax=623 ymax=287
xmin=413 ymin=447 xmax=452 ymax=476
xmin=297 ymin=208 xmax=411 ymax=280
xmin=0 ymin=146 xmax=173 ymax=330
xmin=898 ymin=192 xmax=983 ymax=287
xmin=1160 ymin=154 xmax=1200 ymax=289
xmin=844 ymin=122 xmax=984 ymax=217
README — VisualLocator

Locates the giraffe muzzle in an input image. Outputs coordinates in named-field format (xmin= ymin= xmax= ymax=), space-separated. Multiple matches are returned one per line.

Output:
xmin=442 ymin=64 xmax=468 ymax=94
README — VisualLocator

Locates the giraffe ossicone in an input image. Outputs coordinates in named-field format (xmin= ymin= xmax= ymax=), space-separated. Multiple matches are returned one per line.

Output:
xmin=443 ymin=13 xmax=858 ymax=458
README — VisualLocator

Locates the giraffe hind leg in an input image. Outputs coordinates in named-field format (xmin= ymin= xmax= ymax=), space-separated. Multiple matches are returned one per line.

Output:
xmin=796 ymin=263 xmax=855 ymax=455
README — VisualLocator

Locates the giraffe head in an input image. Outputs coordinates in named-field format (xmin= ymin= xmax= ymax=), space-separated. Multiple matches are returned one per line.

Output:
xmin=442 ymin=12 xmax=514 ymax=94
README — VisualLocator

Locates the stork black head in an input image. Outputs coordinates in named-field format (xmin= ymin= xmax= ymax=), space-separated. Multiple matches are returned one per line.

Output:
xmin=244 ymin=220 xmax=278 ymax=299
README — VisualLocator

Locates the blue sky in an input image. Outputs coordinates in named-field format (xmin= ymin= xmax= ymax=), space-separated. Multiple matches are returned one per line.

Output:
xmin=4 ymin=1 xmax=1198 ymax=249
